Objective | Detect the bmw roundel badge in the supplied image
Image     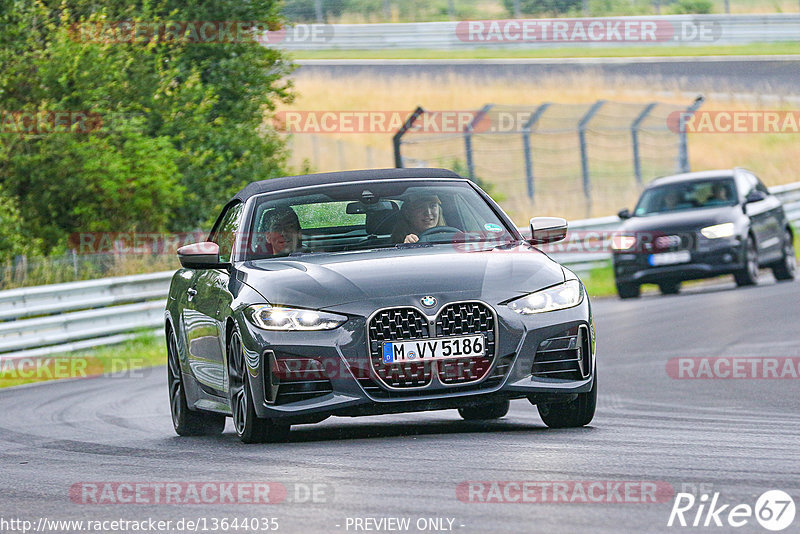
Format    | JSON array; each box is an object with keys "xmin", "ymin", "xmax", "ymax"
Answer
[{"xmin": 420, "ymin": 296, "xmax": 436, "ymax": 308}]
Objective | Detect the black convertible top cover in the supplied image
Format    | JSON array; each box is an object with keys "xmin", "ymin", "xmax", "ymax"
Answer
[{"xmin": 232, "ymin": 168, "xmax": 464, "ymax": 203}]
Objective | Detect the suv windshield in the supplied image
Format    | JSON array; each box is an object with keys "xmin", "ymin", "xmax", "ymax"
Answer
[
  {"xmin": 243, "ymin": 180, "xmax": 515, "ymax": 260},
  {"xmin": 634, "ymin": 178, "xmax": 737, "ymax": 216}
]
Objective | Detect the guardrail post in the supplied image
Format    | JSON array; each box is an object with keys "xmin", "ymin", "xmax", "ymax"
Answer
[
  {"xmin": 393, "ymin": 106, "xmax": 425, "ymax": 168},
  {"xmin": 631, "ymin": 102, "xmax": 657, "ymax": 186},
  {"xmin": 464, "ymin": 104, "xmax": 493, "ymax": 181},
  {"xmin": 578, "ymin": 100, "xmax": 606, "ymax": 208},
  {"xmin": 678, "ymin": 95, "xmax": 705, "ymax": 173},
  {"xmin": 522, "ymin": 103, "xmax": 551, "ymax": 201}
]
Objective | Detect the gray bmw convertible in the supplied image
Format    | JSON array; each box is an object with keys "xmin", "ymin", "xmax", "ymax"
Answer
[{"xmin": 165, "ymin": 168, "xmax": 596, "ymax": 442}]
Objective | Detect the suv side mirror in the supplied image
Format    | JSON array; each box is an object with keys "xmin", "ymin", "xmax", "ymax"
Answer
[
  {"xmin": 618, "ymin": 208, "xmax": 631, "ymax": 220},
  {"xmin": 745, "ymin": 190, "xmax": 767, "ymax": 204},
  {"xmin": 177, "ymin": 242, "xmax": 229, "ymax": 269},
  {"xmin": 529, "ymin": 217, "xmax": 568, "ymax": 245}
]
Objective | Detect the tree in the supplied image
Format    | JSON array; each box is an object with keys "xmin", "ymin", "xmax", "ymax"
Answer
[
  {"xmin": 0, "ymin": 0, "xmax": 293, "ymax": 253},
  {"xmin": 502, "ymin": 0, "xmax": 583, "ymax": 15}
]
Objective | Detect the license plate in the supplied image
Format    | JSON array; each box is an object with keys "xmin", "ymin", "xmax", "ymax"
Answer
[
  {"xmin": 649, "ymin": 250, "xmax": 691, "ymax": 266},
  {"xmin": 381, "ymin": 334, "xmax": 485, "ymax": 364}
]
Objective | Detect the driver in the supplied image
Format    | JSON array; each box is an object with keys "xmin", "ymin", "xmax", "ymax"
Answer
[
  {"xmin": 711, "ymin": 182, "xmax": 730, "ymax": 203},
  {"xmin": 263, "ymin": 206, "xmax": 302, "ymax": 255},
  {"xmin": 391, "ymin": 193, "xmax": 446, "ymax": 243}
]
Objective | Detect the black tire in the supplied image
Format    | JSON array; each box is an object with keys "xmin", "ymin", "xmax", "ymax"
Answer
[
  {"xmin": 537, "ymin": 374, "xmax": 597, "ymax": 428},
  {"xmin": 228, "ymin": 330, "xmax": 290, "ymax": 444},
  {"xmin": 616, "ymin": 283, "xmax": 640, "ymax": 299},
  {"xmin": 458, "ymin": 400, "xmax": 510, "ymax": 421},
  {"xmin": 734, "ymin": 236, "xmax": 759, "ymax": 287},
  {"xmin": 658, "ymin": 281, "xmax": 681, "ymax": 295},
  {"xmin": 167, "ymin": 329, "xmax": 225, "ymax": 436},
  {"xmin": 771, "ymin": 229, "xmax": 796, "ymax": 282}
]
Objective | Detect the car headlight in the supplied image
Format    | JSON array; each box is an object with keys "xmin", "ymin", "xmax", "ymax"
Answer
[
  {"xmin": 611, "ymin": 234, "xmax": 636, "ymax": 251},
  {"xmin": 507, "ymin": 279, "xmax": 584, "ymax": 315},
  {"xmin": 700, "ymin": 222, "xmax": 735, "ymax": 239},
  {"xmin": 245, "ymin": 305, "xmax": 347, "ymax": 331}
]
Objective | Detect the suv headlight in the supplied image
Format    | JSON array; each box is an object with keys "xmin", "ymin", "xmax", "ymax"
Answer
[
  {"xmin": 700, "ymin": 222, "xmax": 735, "ymax": 239},
  {"xmin": 245, "ymin": 305, "xmax": 347, "ymax": 331},
  {"xmin": 507, "ymin": 279, "xmax": 584, "ymax": 315},
  {"xmin": 611, "ymin": 234, "xmax": 636, "ymax": 251}
]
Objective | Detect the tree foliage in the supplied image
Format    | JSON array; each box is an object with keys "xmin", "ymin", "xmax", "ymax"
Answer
[{"xmin": 0, "ymin": 0, "xmax": 293, "ymax": 255}]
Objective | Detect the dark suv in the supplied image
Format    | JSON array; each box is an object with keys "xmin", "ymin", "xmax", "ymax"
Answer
[{"xmin": 612, "ymin": 169, "xmax": 796, "ymax": 299}]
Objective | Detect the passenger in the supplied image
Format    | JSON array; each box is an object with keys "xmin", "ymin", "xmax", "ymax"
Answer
[
  {"xmin": 391, "ymin": 193, "xmax": 446, "ymax": 243},
  {"xmin": 263, "ymin": 206, "xmax": 302, "ymax": 255}
]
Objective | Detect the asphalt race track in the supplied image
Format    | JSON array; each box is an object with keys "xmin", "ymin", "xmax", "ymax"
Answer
[
  {"xmin": 1, "ymin": 277, "xmax": 799, "ymax": 533},
  {"xmin": 295, "ymin": 57, "xmax": 800, "ymax": 96}
]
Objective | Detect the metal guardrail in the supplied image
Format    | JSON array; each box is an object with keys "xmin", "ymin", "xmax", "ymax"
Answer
[
  {"xmin": 279, "ymin": 15, "xmax": 800, "ymax": 50},
  {"xmin": 1, "ymin": 182, "xmax": 797, "ymax": 360}
]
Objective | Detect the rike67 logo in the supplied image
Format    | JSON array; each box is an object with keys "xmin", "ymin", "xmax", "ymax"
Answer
[{"xmin": 668, "ymin": 490, "xmax": 796, "ymax": 531}]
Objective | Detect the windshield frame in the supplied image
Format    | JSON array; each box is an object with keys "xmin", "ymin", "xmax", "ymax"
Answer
[{"xmin": 236, "ymin": 178, "xmax": 521, "ymax": 262}]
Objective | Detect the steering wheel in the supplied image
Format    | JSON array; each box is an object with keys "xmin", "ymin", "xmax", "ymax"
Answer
[{"xmin": 417, "ymin": 226, "xmax": 461, "ymax": 242}]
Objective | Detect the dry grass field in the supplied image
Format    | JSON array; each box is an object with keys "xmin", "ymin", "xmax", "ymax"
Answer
[{"xmin": 279, "ymin": 71, "xmax": 800, "ymax": 221}]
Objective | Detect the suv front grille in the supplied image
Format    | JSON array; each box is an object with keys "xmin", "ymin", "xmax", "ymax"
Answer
[{"xmin": 367, "ymin": 302, "xmax": 496, "ymax": 390}]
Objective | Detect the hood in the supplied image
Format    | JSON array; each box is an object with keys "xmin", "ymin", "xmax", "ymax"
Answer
[
  {"xmin": 620, "ymin": 206, "xmax": 740, "ymax": 233},
  {"xmin": 236, "ymin": 243, "xmax": 565, "ymax": 310}
]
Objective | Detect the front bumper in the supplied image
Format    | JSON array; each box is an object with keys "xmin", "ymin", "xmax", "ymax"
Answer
[
  {"xmin": 237, "ymin": 297, "xmax": 594, "ymax": 421},
  {"xmin": 613, "ymin": 236, "xmax": 745, "ymax": 284}
]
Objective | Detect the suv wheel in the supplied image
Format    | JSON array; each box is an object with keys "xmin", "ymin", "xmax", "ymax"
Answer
[
  {"xmin": 771, "ymin": 229, "xmax": 796, "ymax": 281},
  {"xmin": 734, "ymin": 236, "xmax": 759, "ymax": 287}
]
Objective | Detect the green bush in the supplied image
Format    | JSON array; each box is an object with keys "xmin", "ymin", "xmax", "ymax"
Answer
[
  {"xmin": 668, "ymin": 0, "xmax": 714, "ymax": 14},
  {"xmin": 0, "ymin": 0, "xmax": 293, "ymax": 252}
]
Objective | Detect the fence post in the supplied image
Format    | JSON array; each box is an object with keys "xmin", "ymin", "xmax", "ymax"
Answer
[
  {"xmin": 678, "ymin": 96, "xmax": 705, "ymax": 173},
  {"xmin": 578, "ymin": 100, "xmax": 606, "ymax": 207},
  {"xmin": 522, "ymin": 103, "xmax": 551, "ymax": 201},
  {"xmin": 464, "ymin": 104, "xmax": 493, "ymax": 181},
  {"xmin": 631, "ymin": 102, "xmax": 657, "ymax": 186},
  {"xmin": 393, "ymin": 106, "xmax": 425, "ymax": 168}
]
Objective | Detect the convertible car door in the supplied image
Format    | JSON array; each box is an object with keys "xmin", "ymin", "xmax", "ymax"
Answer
[{"xmin": 184, "ymin": 202, "xmax": 244, "ymax": 396}]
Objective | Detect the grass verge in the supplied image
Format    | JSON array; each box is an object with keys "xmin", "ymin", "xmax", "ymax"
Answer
[
  {"xmin": 0, "ymin": 333, "xmax": 166, "ymax": 389},
  {"xmin": 290, "ymin": 43, "xmax": 800, "ymax": 60}
]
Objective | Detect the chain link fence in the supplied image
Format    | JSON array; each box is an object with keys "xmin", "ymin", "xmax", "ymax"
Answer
[{"xmin": 395, "ymin": 97, "xmax": 703, "ymax": 219}]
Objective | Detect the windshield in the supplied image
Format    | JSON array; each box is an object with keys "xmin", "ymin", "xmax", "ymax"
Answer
[
  {"xmin": 242, "ymin": 180, "xmax": 515, "ymax": 260},
  {"xmin": 634, "ymin": 178, "xmax": 737, "ymax": 216}
]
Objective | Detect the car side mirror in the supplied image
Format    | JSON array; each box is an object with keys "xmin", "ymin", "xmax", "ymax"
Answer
[
  {"xmin": 529, "ymin": 217, "xmax": 568, "ymax": 245},
  {"xmin": 618, "ymin": 208, "xmax": 631, "ymax": 220},
  {"xmin": 745, "ymin": 190, "xmax": 767, "ymax": 204},
  {"xmin": 177, "ymin": 242, "xmax": 229, "ymax": 269}
]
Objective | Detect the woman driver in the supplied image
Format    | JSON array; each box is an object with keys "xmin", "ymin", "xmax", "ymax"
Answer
[{"xmin": 391, "ymin": 193, "xmax": 446, "ymax": 243}]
